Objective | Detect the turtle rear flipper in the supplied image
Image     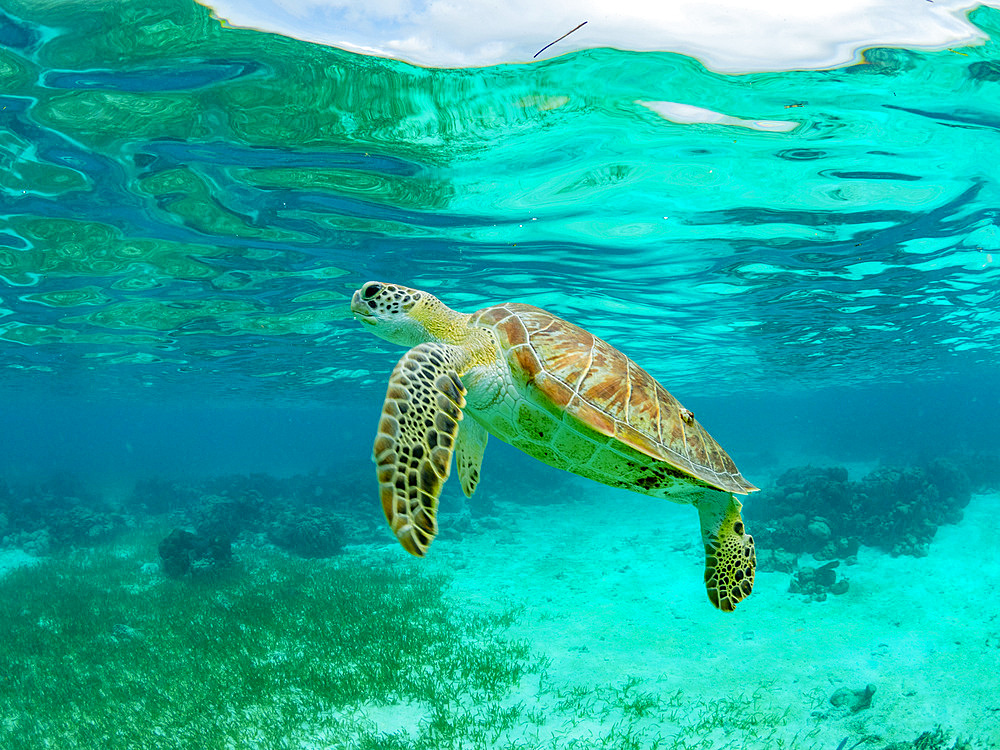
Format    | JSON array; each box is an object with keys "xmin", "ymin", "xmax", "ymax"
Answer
[
  {"xmin": 374, "ymin": 343, "xmax": 468, "ymax": 556},
  {"xmin": 697, "ymin": 492, "xmax": 756, "ymax": 612}
]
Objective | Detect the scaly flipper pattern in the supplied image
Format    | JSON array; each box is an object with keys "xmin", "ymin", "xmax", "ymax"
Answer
[
  {"xmin": 374, "ymin": 343, "xmax": 468, "ymax": 556},
  {"xmin": 697, "ymin": 493, "xmax": 756, "ymax": 612}
]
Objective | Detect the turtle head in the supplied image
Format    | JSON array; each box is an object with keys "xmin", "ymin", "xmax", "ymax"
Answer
[{"xmin": 351, "ymin": 281, "xmax": 446, "ymax": 346}]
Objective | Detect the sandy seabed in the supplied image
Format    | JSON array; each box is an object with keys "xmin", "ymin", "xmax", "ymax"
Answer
[
  {"xmin": 3, "ymin": 475, "xmax": 995, "ymax": 748},
  {"xmin": 404, "ymin": 479, "xmax": 1000, "ymax": 749}
]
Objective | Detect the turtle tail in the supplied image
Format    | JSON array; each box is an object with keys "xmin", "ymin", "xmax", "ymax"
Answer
[{"xmin": 696, "ymin": 492, "xmax": 756, "ymax": 612}]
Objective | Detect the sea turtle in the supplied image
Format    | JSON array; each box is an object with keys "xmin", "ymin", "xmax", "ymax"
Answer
[{"xmin": 351, "ymin": 282, "xmax": 759, "ymax": 611}]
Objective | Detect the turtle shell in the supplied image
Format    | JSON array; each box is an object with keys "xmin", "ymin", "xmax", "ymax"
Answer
[{"xmin": 471, "ymin": 303, "xmax": 757, "ymax": 495}]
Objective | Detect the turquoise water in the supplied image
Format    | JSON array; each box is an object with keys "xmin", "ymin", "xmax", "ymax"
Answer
[
  {"xmin": 2, "ymin": 0, "xmax": 999, "ymax": 395},
  {"xmin": 1, "ymin": 0, "xmax": 998, "ymax": 475},
  {"xmin": 1, "ymin": 1, "xmax": 1000, "ymax": 748}
]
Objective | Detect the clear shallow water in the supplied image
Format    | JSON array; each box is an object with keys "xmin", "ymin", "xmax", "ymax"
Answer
[
  {"xmin": 2, "ymin": 0, "xmax": 999, "ymax": 477},
  {"xmin": 2, "ymin": 2, "xmax": 1000, "ymax": 748}
]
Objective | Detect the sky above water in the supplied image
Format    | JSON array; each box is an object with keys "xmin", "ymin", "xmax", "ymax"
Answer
[{"xmin": 199, "ymin": 0, "xmax": 1000, "ymax": 70}]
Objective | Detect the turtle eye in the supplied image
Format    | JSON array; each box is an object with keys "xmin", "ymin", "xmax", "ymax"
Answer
[{"xmin": 361, "ymin": 283, "xmax": 382, "ymax": 301}]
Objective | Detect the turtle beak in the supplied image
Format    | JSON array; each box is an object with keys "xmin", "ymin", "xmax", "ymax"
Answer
[{"xmin": 350, "ymin": 290, "xmax": 377, "ymax": 325}]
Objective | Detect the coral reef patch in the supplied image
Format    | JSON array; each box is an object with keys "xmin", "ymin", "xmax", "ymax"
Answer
[
  {"xmin": 158, "ymin": 528, "xmax": 232, "ymax": 578},
  {"xmin": 266, "ymin": 504, "xmax": 344, "ymax": 558},
  {"xmin": 2, "ymin": 463, "xmax": 514, "ymax": 564},
  {"xmin": 788, "ymin": 560, "xmax": 849, "ymax": 601},
  {"xmin": 0, "ymin": 475, "xmax": 129, "ymax": 553},
  {"xmin": 1, "ymin": 471, "xmax": 380, "ymax": 561},
  {"xmin": 747, "ymin": 457, "xmax": 989, "ymax": 565}
]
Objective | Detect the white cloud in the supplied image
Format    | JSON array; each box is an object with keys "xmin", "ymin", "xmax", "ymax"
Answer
[{"xmin": 199, "ymin": 0, "xmax": 1000, "ymax": 71}]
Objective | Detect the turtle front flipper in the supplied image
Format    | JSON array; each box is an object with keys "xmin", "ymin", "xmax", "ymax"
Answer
[
  {"xmin": 455, "ymin": 416, "xmax": 488, "ymax": 497},
  {"xmin": 696, "ymin": 492, "xmax": 756, "ymax": 612},
  {"xmin": 375, "ymin": 343, "xmax": 468, "ymax": 556}
]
